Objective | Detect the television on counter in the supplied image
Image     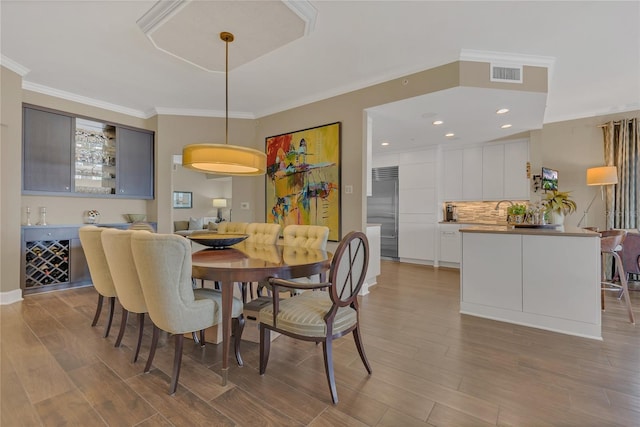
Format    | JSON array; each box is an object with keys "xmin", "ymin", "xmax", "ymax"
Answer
[{"xmin": 541, "ymin": 167, "xmax": 558, "ymax": 191}]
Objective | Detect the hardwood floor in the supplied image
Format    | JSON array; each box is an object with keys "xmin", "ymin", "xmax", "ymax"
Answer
[{"xmin": 2, "ymin": 261, "xmax": 639, "ymax": 426}]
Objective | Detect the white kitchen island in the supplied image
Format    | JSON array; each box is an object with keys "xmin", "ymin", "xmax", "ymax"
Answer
[{"xmin": 460, "ymin": 225, "xmax": 602, "ymax": 339}]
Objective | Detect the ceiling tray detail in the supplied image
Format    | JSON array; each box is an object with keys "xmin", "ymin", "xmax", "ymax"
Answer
[{"xmin": 137, "ymin": 0, "xmax": 316, "ymax": 72}]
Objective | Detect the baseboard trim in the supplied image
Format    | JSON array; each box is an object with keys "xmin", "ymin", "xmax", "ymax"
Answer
[{"xmin": 0, "ymin": 289, "xmax": 23, "ymax": 305}]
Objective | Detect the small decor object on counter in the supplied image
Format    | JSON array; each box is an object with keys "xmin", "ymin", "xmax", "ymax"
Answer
[
  {"xmin": 25, "ymin": 207, "xmax": 32, "ymax": 226},
  {"xmin": 507, "ymin": 204, "xmax": 527, "ymax": 224},
  {"xmin": 84, "ymin": 209, "xmax": 101, "ymax": 224},
  {"xmin": 37, "ymin": 207, "xmax": 47, "ymax": 226},
  {"xmin": 543, "ymin": 190, "xmax": 577, "ymax": 225}
]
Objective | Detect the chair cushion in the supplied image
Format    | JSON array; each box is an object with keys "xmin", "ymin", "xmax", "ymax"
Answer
[
  {"xmin": 245, "ymin": 223, "xmax": 281, "ymax": 245},
  {"xmin": 174, "ymin": 220, "xmax": 189, "ymax": 232},
  {"xmin": 194, "ymin": 288, "xmax": 244, "ymax": 321},
  {"xmin": 259, "ymin": 291, "xmax": 357, "ymax": 337}
]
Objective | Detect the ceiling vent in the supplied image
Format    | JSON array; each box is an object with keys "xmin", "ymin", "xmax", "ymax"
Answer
[{"xmin": 490, "ymin": 64, "xmax": 523, "ymax": 83}]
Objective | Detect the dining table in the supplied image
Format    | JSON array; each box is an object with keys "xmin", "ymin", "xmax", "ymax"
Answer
[{"xmin": 191, "ymin": 240, "xmax": 332, "ymax": 385}]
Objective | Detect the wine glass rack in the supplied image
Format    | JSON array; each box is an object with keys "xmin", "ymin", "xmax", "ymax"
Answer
[{"xmin": 24, "ymin": 240, "xmax": 70, "ymax": 288}]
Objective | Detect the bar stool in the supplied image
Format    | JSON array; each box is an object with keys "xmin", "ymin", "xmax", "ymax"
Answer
[{"xmin": 600, "ymin": 230, "xmax": 635, "ymax": 324}]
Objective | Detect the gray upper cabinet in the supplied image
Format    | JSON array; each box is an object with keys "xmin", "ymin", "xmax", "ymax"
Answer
[
  {"xmin": 23, "ymin": 107, "xmax": 73, "ymax": 193},
  {"xmin": 22, "ymin": 105, "xmax": 154, "ymax": 199},
  {"xmin": 117, "ymin": 127, "xmax": 154, "ymax": 198}
]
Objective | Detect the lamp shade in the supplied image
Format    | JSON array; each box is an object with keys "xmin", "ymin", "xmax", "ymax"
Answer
[
  {"xmin": 586, "ymin": 166, "xmax": 618, "ymax": 186},
  {"xmin": 182, "ymin": 143, "xmax": 266, "ymax": 176},
  {"xmin": 212, "ymin": 198, "xmax": 228, "ymax": 208}
]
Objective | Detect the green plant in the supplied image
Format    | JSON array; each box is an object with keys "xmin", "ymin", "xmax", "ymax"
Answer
[
  {"xmin": 543, "ymin": 190, "xmax": 577, "ymax": 215},
  {"xmin": 507, "ymin": 204, "xmax": 527, "ymax": 216}
]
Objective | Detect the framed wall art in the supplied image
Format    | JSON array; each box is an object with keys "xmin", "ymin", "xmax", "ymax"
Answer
[
  {"xmin": 173, "ymin": 191, "xmax": 192, "ymax": 209},
  {"xmin": 265, "ymin": 122, "xmax": 341, "ymax": 241}
]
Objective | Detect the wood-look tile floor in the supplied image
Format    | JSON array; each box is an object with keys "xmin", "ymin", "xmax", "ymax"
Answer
[{"xmin": 2, "ymin": 261, "xmax": 639, "ymax": 426}]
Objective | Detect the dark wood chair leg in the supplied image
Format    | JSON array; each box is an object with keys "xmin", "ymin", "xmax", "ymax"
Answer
[
  {"xmin": 132, "ymin": 313, "xmax": 145, "ymax": 363},
  {"xmin": 114, "ymin": 308, "xmax": 129, "ymax": 347},
  {"xmin": 322, "ymin": 338, "xmax": 338, "ymax": 404},
  {"xmin": 145, "ymin": 324, "xmax": 160, "ymax": 373},
  {"xmin": 259, "ymin": 325, "xmax": 271, "ymax": 375},
  {"xmin": 239, "ymin": 282, "xmax": 248, "ymax": 303},
  {"xmin": 199, "ymin": 329, "xmax": 206, "ymax": 347},
  {"xmin": 104, "ymin": 296, "xmax": 116, "ymax": 338},
  {"xmin": 91, "ymin": 294, "xmax": 104, "ymax": 327},
  {"xmin": 169, "ymin": 334, "xmax": 184, "ymax": 395},
  {"xmin": 233, "ymin": 314, "xmax": 245, "ymax": 366},
  {"xmin": 352, "ymin": 326, "xmax": 372, "ymax": 374}
]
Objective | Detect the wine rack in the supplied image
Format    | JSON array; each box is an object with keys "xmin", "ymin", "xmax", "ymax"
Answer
[{"xmin": 24, "ymin": 240, "xmax": 70, "ymax": 288}]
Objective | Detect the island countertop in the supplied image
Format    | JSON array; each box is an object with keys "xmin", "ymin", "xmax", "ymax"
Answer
[{"xmin": 459, "ymin": 225, "xmax": 599, "ymax": 237}]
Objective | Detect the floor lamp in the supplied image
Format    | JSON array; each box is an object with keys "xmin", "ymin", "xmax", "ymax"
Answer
[{"xmin": 577, "ymin": 166, "xmax": 618, "ymax": 228}]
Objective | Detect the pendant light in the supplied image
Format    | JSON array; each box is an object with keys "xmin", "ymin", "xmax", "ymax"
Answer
[{"xmin": 182, "ymin": 32, "xmax": 266, "ymax": 176}]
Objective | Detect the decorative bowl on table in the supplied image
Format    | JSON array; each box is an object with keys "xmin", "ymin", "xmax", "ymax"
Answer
[{"xmin": 188, "ymin": 233, "xmax": 248, "ymax": 249}]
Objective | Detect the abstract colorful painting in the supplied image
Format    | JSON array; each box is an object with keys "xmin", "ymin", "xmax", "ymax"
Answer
[{"xmin": 265, "ymin": 122, "xmax": 341, "ymax": 241}]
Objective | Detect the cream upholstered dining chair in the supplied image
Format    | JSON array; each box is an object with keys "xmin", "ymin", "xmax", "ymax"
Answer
[
  {"xmin": 245, "ymin": 223, "xmax": 281, "ymax": 244},
  {"xmin": 78, "ymin": 226, "xmax": 118, "ymax": 338},
  {"xmin": 238, "ymin": 223, "xmax": 282, "ymax": 301},
  {"xmin": 282, "ymin": 224, "xmax": 329, "ymax": 284},
  {"xmin": 101, "ymin": 228, "xmax": 150, "ymax": 363},
  {"xmin": 600, "ymin": 230, "xmax": 635, "ymax": 324},
  {"xmin": 217, "ymin": 222, "xmax": 248, "ymax": 234},
  {"xmin": 259, "ymin": 231, "xmax": 372, "ymax": 404},
  {"xmin": 131, "ymin": 232, "xmax": 245, "ymax": 394},
  {"xmin": 257, "ymin": 224, "xmax": 330, "ymax": 298}
]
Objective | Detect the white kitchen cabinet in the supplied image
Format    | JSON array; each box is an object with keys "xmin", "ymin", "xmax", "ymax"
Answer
[
  {"xmin": 399, "ymin": 215, "xmax": 435, "ymax": 262},
  {"xmin": 443, "ymin": 149, "xmax": 463, "ymax": 201},
  {"xmin": 462, "ymin": 146, "xmax": 483, "ymax": 200},
  {"xmin": 461, "ymin": 232, "xmax": 522, "ymax": 310},
  {"xmin": 460, "ymin": 228, "xmax": 601, "ymax": 339},
  {"xmin": 439, "ymin": 223, "xmax": 461, "ymax": 264},
  {"xmin": 482, "ymin": 144, "xmax": 505, "ymax": 200},
  {"xmin": 482, "ymin": 140, "xmax": 529, "ymax": 201},
  {"xmin": 504, "ymin": 140, "xmax": 530, "ymax": 199}
]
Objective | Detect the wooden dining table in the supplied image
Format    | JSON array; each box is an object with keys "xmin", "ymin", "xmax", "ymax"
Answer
[{"xmin": 191, "ymin": 241, "xmax": 331, "ymax": 385}]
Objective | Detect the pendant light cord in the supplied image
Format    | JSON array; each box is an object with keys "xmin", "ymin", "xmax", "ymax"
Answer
[{"xmin": 225, "ymin": 34, "xmax": 229, "ymax": 146}]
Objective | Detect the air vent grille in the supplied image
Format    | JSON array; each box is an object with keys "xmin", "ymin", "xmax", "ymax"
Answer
[
  {"xmin": 372, "ymin": 166, "xmax": 398, "ymax": 181},
  {"xmin": 491, "ymin": 64, "xmax": 523, "ymax": 83}
]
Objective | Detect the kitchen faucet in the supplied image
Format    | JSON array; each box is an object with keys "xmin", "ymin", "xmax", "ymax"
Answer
[{"xmin": 494, "ymin": 200, "xmax": 514, "ymax": 210}]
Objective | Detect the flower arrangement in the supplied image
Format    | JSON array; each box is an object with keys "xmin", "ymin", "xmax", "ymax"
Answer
[{"xmin": 543, "ymin": 190, "xmax": 577, "ymax": 215}]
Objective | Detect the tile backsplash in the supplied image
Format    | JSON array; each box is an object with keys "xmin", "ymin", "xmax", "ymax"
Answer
[{"xmin": 444, "ymin": 201, "xmax": 529, "ymax": 223}]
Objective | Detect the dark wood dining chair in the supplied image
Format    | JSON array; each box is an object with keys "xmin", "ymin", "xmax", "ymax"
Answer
[{"xmin": 259, "ymin": 231, "xmax": 372, "ymax": 404}]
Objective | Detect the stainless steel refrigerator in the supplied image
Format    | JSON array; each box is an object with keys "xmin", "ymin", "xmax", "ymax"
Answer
[{"xmin": 367, "ymin": 166, "xmax": 399, "ymax": 259}]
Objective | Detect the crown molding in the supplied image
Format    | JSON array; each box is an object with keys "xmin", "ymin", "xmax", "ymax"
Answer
[
  {"xmin": 22, "ymin": 81, "xmax": 151, "ymax": 119},
  {"xmin": 136, "ymin": 0, "xmax": 189, "ymax": 34},
  {"xmin": 459, "ymin": 49, "xmax": 556, "ymax": 68},
  {"xmin": 284, "ymin": 0, "xmax": 317, "ymax": 35},
  {"xmin": 1, "ymin": 55, "xmax": 30, "ymax": 76}
]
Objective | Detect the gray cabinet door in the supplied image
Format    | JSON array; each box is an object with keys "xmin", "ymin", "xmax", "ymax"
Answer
[
  {"xmin": 23, "ymin": 107, "xmax": 73, "ymax": 193},
  {"xmin": 116, "ymin": 127, "xmax": 154, "ymax": 199}
]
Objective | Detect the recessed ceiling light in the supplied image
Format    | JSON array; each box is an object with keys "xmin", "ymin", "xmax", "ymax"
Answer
[
  {"xmin": 381, "ymin": 142, "xmax": 389, "ymax": 146},
  {"xmin": 501, "ymin": 124, "xmax": 512, "ymax": 129},
  {"xmin": 496, "ymin": 108, "xmax": 510, "ymax": 114},
  {"xmin": 445, "ymin": 133, "xmax": 455, "ymax": 137},
  {"xmin": 432, "ymin": 120, "xmax": 443, "ymax": 125}
]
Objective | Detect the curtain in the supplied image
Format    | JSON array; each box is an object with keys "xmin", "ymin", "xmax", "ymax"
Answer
[{"xmin": 603, "ymin": 118, "xmax": 639, "ymax": 229}]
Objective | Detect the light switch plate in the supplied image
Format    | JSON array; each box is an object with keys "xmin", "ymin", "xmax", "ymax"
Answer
[
  {"xmin": 345, "ymin": 185, "xmax": 353, "ymax": 194},
  {"xmin": 240, "ymin": 202, "xmax": 250, "ymax": 210}
]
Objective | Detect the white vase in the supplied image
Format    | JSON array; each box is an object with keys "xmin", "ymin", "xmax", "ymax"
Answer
[{"xmin": 550, "ymin": 210, "xmax": 565, "ymax": 225}]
